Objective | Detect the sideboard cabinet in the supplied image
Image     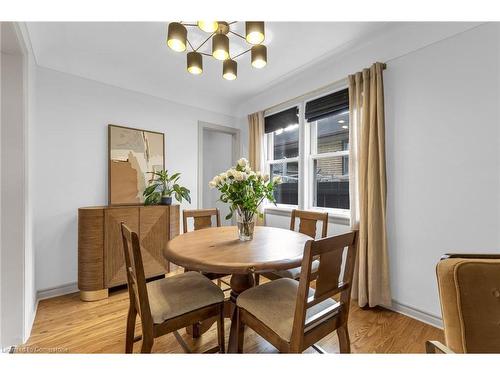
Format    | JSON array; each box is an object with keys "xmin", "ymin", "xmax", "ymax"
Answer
[{"xmin": 78, "ymin": 205, "xmax": 179, "ymax": 301}]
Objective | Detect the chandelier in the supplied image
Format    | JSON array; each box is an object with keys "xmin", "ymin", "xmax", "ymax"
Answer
[{"xmin": 166, "ymin": 21, "xmax": 267, "ymax": 80}]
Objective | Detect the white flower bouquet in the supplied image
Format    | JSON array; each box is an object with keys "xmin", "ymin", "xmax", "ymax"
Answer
[{"xmin": 209, "ymin": 158, "xmax": 282, "ymax": 240}]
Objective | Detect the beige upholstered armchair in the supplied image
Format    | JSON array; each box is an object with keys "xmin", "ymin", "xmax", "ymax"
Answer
[{"xmin": 426, "ymin": 254, "xmax": 500, "ymax": 354}]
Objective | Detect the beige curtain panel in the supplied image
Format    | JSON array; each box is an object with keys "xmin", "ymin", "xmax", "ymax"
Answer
[
  {"xmin": 248, "ymin": 111, "xmax": 265, "ymax": 173},
  {"xmin": 248, "ymin": 111, "xmax": 265, "ymax": 225},
  {"xmin": 348, "ymin": 62, "xmax": 392, "ymax": 308}
]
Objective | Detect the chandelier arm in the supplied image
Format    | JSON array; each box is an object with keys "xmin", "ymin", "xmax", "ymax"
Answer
[
  {"xmin": 231, "ymin": 47, "xmax": 252, "ymax": 60},
  {"xmin": 229, "ymin": 30, "xmax": 246, "ymax": 40},
  {"xmin": 228, "ymin": 21, "xmax": 238, "ymax": 25},
  {"xmin": 199, "ymin": 52, "xmax": 213, "ymax": 57},
  {"xmin": 179, "ymin": 22, "xmax": 198, "ymax": 27},
  {"xmin": 194, "ymin": 32, "xmax": 216, "ymax": 52},
  {"xmin": 186, "ymin": 38, "xmax": 195, "ymax": 51}
]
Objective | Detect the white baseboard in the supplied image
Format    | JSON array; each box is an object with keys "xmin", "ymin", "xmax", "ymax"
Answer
[
  {"xmin": 387, "ymin": 300, "xmax": 443, "ymax": 329},
  {"xmin": 37, "ymin": 282, "xmax": 78, "ymax": 301}
]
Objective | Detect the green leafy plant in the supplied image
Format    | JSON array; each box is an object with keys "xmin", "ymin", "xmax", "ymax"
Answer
[
  {"xmin": 143, "ymin": 170, "xmax": 191, "ymax": 205},
  {"xmin": 209, "ymin": 158, "xmax": 282, "ymax": 222}
]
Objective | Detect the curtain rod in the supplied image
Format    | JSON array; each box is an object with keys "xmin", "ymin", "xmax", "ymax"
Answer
[{"xmin": 264, "ymin": 62, "xmax": 386, "ymax": 115}]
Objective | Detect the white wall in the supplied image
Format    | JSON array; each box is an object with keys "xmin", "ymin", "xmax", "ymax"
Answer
[
  {"xmin": 1, "ymin": 51, "xmax": 25, "ymax": 349},
  {"xmin": 34, "ymin": 67, "xmax": 237, "ymax": 292},
  {"xmin": 18, "ymin": 22, "xmax": 37, "ymax": 343},
  {"xmin": 1, "ymin": 22, "xmax": 32, "ymax": 347},
  {"xmin": 237, "ymin": 23, "xmax": 500, "ymax": 324},
  {"xmin": 384, "ymin": 23, "xmax": 500, "ymax": 318}
]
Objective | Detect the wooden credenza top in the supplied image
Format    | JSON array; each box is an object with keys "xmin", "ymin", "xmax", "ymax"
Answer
[{"xmin": 79, "ymin": 204, "xmax": 180, "ymax": 210}]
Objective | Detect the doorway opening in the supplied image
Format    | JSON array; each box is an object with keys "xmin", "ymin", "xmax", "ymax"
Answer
[{"xmin": 198, "ymin": 122, "xmax": 240, "ymax": 226}]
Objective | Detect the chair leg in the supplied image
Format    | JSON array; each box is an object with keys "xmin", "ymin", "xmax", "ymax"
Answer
[
  {"xmin": 217, "ymin": 305, "xmax": 225, "ymax": 353},
  {"xmin": 337, "ymin": 325, "xmax": 351, "ymax": 353},
  {"xmin": 140, "ymin": 332, "xmax": 154, "ymax": 353},
  {"xmin": 254, "ymin": 274, "xmax": 260, "ymax": 286},
  {"xmin": 191, "ymin": 322, "xmax": 201, "ymax": 338},
  {"xmin": 236, "ymin": 307, "xmax": 245, "ymax": 353},
  {"xmin": 125, "ymin": 306, "xmax": 137, "ymax": 353}
]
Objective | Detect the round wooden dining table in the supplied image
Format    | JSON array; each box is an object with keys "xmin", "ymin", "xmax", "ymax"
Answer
[{"xmin": 163, "ymin": 225, "xmax": 312, "ymax": 353}]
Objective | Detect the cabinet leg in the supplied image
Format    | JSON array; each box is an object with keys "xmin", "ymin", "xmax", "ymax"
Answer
[{"xmin": 80, "ymin": 289, "xmax": 108, "ymax": 302}]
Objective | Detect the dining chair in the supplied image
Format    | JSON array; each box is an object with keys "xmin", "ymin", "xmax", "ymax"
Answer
[
  {"xmin": 426, "ymin": 253, "xmax": 500, "ymax": 354},
  {"xmin": 120, "ymin": 223, "xmax": 225, "ymax": 353},
  {"xmin": 235, "ymin": 231, "xmax": 358, "ymax": 353},
  {"xmin": 255, "ymin": 209, "xmax": 328, "ymax": 285},
  {"xmin": 182, "ymin": 208, "xmax": 230, "ymax": 288},
  {"xmin": 183, "ymin": 208, "xmax": 221, "ymax": 232}
]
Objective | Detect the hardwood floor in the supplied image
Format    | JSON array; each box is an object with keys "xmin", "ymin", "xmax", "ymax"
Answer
[{"xmin": 19, "ymin": 272, "xmax": 443, "ymax": 354}]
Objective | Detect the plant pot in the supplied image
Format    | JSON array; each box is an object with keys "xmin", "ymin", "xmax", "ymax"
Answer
[
  {"xmin": 236, "ymin": 211, "xmax": 256, "ymax": 241},
  {"xmin": 160, "ymin": 196, "xmax": 172, "ymax": 205}
]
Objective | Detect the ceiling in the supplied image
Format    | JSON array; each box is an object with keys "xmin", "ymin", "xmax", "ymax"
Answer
[{"xmin": 26, "ymin": 22, "xmax": 394, "ymax": 115}]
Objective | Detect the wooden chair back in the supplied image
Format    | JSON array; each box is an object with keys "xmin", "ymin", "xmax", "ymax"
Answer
[
  {"xmin": 121, "ymin": 223, "xmax": 152, "ymax": 323},
  {"xmin": 290, "ymin": 209, "xmax": 328, "ymax": 239},
  {"xmin": 183, "ymin": 208, "xmax": 221, "ymax": 233},
  {"xmin": 290, "ymin": 231, "xmax": 358, "ymax": 350}
]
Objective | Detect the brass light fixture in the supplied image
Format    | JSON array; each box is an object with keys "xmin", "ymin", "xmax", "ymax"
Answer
[
  {"xmin": 166, "ymin": 22, "xmax": 187, "ymax": 52},
  {"xmin": 251, "ymin": 45, "xmax": 267, "ymax": 68},
  {"xmin": 187, "ymin": 51, "xmax": 203, "ymax": 75},
  {"xmin": 166, "ymin": 21, "xmax": 267, "ymax": 80},
  {"xmin": 197, "ymin": 21, "xmax": 218, "ymax": 33},
  {"xmin": 223, "ymin": 59, "xmax": 237, "ymax": 80},
  {"xmin": 245, "ymin": 21, "xmax": 265, "ymax": 45},
  {"xmin": 212, "ymin": 33, "xmax": 229, "ymax": 61}
]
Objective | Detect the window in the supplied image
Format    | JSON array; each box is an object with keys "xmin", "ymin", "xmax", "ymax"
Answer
[
  {"xmin": 264, "ymin": 106, "xmax": 299, "ymax": 205},
  {"xmin": 263, "ymin": 86, "xmax": 350, "ymax": 216},
  {"xmin": 309, "ymin": 111, "xmax": 350, "ymax": 210}
]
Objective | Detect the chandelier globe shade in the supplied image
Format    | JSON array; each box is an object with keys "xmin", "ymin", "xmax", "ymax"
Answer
[
  {"xmin": 251, "ymin": 45, "xmax": 267, "ymax": 68},
  {"xmin": 245, "ymin": 22, "xmax": 265, "ymax": 45},
  {"xmin": 197, "ymin": 21, "xmax": 219, "ymax": 33},
  {"xmin": 187, "ymin": 52, "xmax": 203, "ymax": 75},
  {"xmin": 223, "ymin": 59, "xmax": 237, "ymax": 80},
  {"xmin": 167, "ymin": 22, "xmax": 187, "ymax": 52}
]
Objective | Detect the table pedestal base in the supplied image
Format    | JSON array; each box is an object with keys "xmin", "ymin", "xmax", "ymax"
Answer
[{"xmin": 228, "ymin": 273, "xmax": 255, "ymax": 353}]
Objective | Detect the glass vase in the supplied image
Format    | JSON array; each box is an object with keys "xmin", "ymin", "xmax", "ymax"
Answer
[{"xmin": 236, "ymin": 210, "xmax": 256, "ymax": 241}]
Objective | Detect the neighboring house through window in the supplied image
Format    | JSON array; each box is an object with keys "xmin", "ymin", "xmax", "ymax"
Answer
[{"xmin": 264, "ymin": 86, "xmax": 350, "ymax": 216}]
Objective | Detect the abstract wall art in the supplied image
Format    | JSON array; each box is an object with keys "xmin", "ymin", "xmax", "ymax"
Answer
[{"xmin": 108, "ymin": 124, "xmax": 165, "ymax": 205}]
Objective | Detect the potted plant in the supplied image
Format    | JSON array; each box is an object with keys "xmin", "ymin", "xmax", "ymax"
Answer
[
  {"xmin": 143, "ymin": 170, "xmax": 191, "ymax": 205},
  {"xmin": 209, "ymin": 158, "xmax": 282, "ymax": 241}
]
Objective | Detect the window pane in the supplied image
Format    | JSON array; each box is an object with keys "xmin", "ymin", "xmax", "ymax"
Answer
[
  {"xmin": 270, "ymin": 161, "xmax": 298, "ymax": 205},
  {"xmin": 273, "ymin": 124, "xmax": 299, "ymax": 159},
  {"xmin": 315, "ymin": 111, "xmax": 349, "ymax": 154},
  {"xmin": 313, "ymin": 157, "xmax": 349, "ymax": 209}
]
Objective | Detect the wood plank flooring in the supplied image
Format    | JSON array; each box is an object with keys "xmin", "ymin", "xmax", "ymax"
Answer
[{"xmin": 18, "ymin": 273, "xmax": 443, "ymax": 354}]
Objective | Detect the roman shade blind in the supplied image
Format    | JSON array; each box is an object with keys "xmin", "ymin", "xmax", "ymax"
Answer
[
  {"xmin": 264, "ymin": 107, "xmax": 298, "ymax": 134},
  {"xmin": 305, "ymin": 88, "xmax": 349, "ymax": 122}
]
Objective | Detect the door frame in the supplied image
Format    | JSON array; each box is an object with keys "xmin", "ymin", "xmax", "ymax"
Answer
[{"xmin": 197, "ymin": 121, "xmax": 241, "ymax": 210}]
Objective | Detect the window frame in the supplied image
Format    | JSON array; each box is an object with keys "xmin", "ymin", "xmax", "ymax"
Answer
[
  {"xmin": 264, "ymin": 103, "xmax": 302, "ymax": 209},
  {"xmin": 307, "ymin": 121, "xmax": 350, "ymax": 216},
  {"xmin": 263, "ymin": 82, "xmax": 350, "ymax": 220}
]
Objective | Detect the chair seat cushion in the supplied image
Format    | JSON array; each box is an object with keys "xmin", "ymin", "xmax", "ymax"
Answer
[
  {"xmin": 269, "ymin": 259, "xmax": 320, "ymax": 280},
  {"xmin": 236, "ymin": 278, "xmax": 338, "ymax": 341},
  {"xmin": 147, "ymin": 271, "xmax": 224, "ymax": 324}
]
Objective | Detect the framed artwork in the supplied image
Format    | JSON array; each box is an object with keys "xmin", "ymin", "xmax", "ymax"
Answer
[{"xmin": 108, "ymin": 124, "xmax": 165, "ymax": 205}]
